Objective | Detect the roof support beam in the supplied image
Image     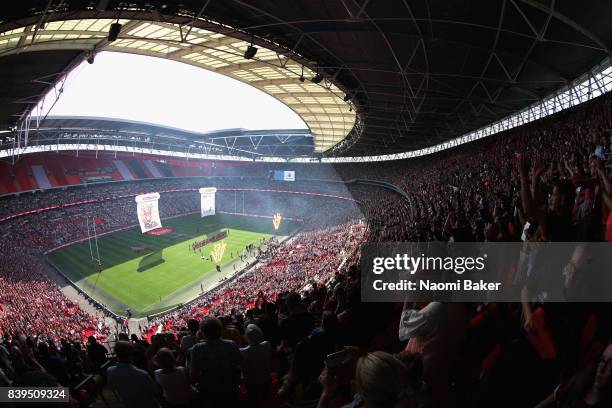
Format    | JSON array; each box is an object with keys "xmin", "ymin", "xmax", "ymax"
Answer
[{"xmin": 517, "ymin": 0, "xmax": 611, "ymax": 55}]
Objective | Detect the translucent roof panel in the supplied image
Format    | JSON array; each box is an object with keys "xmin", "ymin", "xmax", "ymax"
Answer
[
  {"xmin": 0, "ymin": 18, "xmax": 355, "ymax": 152},
  {"xmin": 39, "ymin": 52, "xmax": 308, "ymax": 133}
]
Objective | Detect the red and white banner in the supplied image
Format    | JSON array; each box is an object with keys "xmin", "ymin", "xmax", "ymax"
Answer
[
  {"xmin": 135, "ymin": 192, "xmax": 162, "ymax": 233},
  {"xmin": 199, "ymin": 187, "xmax": 217, "ymax": 217}
]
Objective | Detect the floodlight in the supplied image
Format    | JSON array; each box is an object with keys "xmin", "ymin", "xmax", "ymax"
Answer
[
  {"xmin": 312, "ymin": 73, "xmax": 323, "ymax": 84},
  {"xmin": 244, "ymin": 45, "xmax": 258, "ymax": 59},
  {"xmin": 108, "ymin": 22, "xmax": 122, "ymax": 42}
]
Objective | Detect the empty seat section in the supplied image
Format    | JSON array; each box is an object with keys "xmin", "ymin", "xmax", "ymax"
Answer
[
  {"xmin": 44, "ymin": 155, "xmax": 69, "ymax": 186},
  {"xmin": 0, "ymin": 161, "xmax": 17, "ymax": 194},
  {"xmin": 96, "ymin": 159, "xmax": 123, "ymax": 181},
  {"xmin": 170, "ymin": 163, "xmax": 190, "ymax": 177},
  {"xmin": 88, "ymin": 158, "xmax": 123, "ymax": 181},
  {"xmin": 143, "ymin": 160, "xmax": 162, "ymax": 178},
  {"xmin": 113, "ymin": 160, "xmax": 135, "ymax": 180},
  {"xmin": 156, "ymin": 161, "xmax": 174, "ymax": 177},
  {"xmin": 13, "ymin": 159, "xmax": 35, "ymax": 190},
  {"xmin": 31, "ymin": 164, "xmax": 52, "ymax": 189},
  {"xmin": 126, "ymin": 159, "xmax": 148, "ymax": 178}
]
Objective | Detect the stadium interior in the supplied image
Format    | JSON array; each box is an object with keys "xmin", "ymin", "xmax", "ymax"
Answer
[{"xmin": 1, "ymin": 1, "xmax": 612, "ymax": 408}]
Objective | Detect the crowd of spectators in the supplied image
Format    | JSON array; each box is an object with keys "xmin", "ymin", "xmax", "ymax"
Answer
[
  {"xmin": 340, "ymin": 93, "xmax": 612, "ymax": 244},
  {"xmin": 0, "ymin": 176, "xmax": 361, "ymax": 348},
  {"xmin": 0, "ymin": 245, "xmax": 110, "ymax": 345},
  {"xmin": 147, "ymin": 220, "xmax": 364, "ymax": 335},
  {"xmin": 0, "ymin": 177, "xmax": 354, "ymax": 219},
  {"xmin": 120, "ymin": 92, "xmax": 611, "ymax": 407},
  {"xmin": 0, "ymin": 92, "xmax": 611, "ymax": 407}
]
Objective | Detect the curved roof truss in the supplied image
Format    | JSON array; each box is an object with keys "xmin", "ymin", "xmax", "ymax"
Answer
[{"xmin": 0, "ymin": 15, "xmax": 356, "ymax": 152}]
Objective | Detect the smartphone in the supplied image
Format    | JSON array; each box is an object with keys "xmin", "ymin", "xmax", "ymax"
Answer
[{"xmin": 325, "ymin": 349, "xmax": 349, "ymax": 370}]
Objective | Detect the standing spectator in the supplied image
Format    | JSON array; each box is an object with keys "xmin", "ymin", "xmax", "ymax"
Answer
[
  {"xmin": 86, "ymin": 336, "xmax": 107, "ymax": 372},
  {"xmin": 189, "ymin": 317, "xmax": 242, "ymax": 407},
  {"xmin": 280, "ymin": 292, "xmax": 315, "ymax": 351},
  {"xmin": 107, "ymin": 341, "xmax": 161, "ymax": 408},
  {"xmin": 240, "ymin": 324, "xmax": 272, "ymax": 404},
  {"xmin": 153, "ymin": 348, "xmax": 197, "ymax": 408},
  {"xmin": 179, "ymin": 320, "xmax": 199, "ymax": 355}
]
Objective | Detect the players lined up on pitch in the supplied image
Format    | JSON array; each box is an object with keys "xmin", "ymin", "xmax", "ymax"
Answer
[{"xmin": 189, "ymin": 230, "xmax": 228, "ymax": 252}]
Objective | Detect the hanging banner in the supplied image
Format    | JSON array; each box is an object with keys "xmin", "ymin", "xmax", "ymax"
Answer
[
  {"xmin": 199, "ymin": 187, "xmax": 217, "ymax": 217},
  {"xmin": 135, "ymin": 192, "xmax": 162, "ymax": 233}
]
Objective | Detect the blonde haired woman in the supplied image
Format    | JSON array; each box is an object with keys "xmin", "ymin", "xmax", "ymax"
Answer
[{"xmin": 318, "ymin": 350, "xmax": 422, "ymax": 408}]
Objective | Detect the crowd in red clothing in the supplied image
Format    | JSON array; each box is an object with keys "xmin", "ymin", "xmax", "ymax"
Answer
[
  {"xmin": 0, "ymin": 92, "xmax": 611, "ymax": 407},
  {"xmin": 0, "ymin": 177, "xmax": 362, "ymax": 346},
  {"xmin": 148, "ymin": 220, "xmax": 365, "ymax": 335},
  {"xmin": 0, "ymin": 241, "xmax": 110, "ymax": 344}
]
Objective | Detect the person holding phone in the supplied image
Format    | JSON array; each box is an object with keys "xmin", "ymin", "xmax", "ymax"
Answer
[{"xmin": 317, "ymin": 350, "xmax": 425, "ymax": 408}]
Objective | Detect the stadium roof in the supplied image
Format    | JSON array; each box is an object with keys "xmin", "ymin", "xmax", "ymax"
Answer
[
  {"xmin": 0, "ymin": 16, "xmax": 355, "ymax": 153},
  {"xmin": 1, "ymin": 1, "xmax": 612, "ymax": 159},
  {"xmin": 22, "ymin": 116, "xmax": 315, "ymax": 158}
]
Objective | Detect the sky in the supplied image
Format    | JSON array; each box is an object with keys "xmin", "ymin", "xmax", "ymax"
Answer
[{"xmin": 43, "ymin": 51, "xmax": 307, "ymax": 133}]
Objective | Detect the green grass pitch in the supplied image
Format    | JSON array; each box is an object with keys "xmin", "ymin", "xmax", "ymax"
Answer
[{"xmin": 47, "ymin": 213, "xmax": 300, "ymax": 317}]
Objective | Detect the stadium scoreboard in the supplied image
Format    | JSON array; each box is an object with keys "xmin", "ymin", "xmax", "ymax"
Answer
[{"xmin": 273, "ymin": 170, "xmax": 295, "ymax": 181}]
